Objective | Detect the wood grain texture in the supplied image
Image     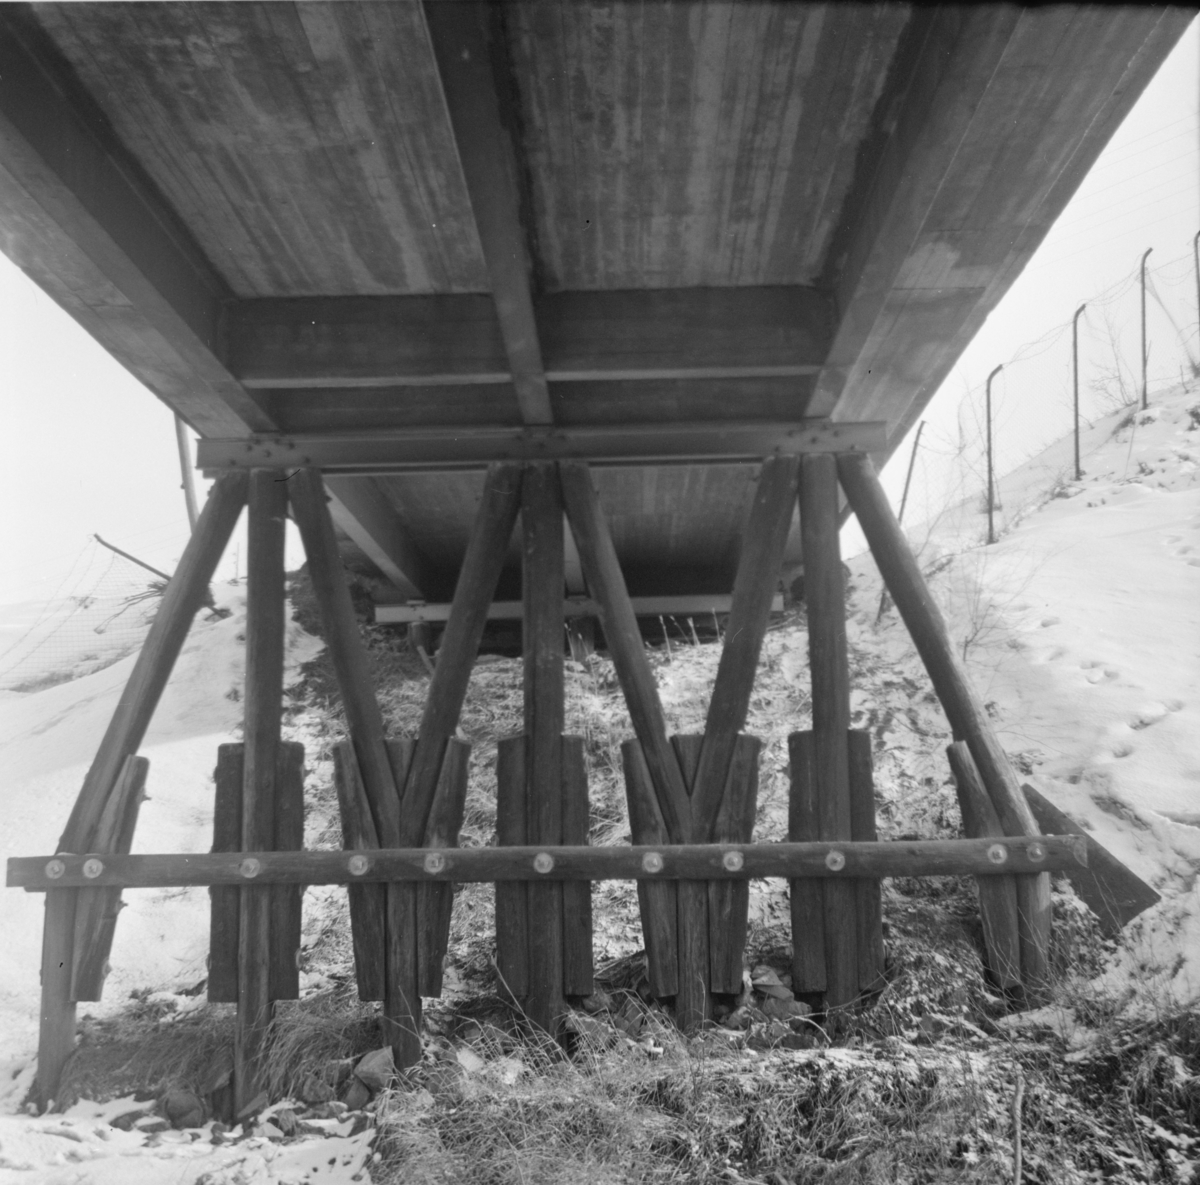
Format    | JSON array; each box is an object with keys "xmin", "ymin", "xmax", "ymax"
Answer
[
  {"xmin": 787, "ymin": 731, "xmax": 826, "ymax": 994},
  {"xmin": 821, "ymin": 7, "xmax": 1192, "ymax": 441},
  {"xmin": 33, "ymin": 2, "xmax": 485, "ymax": 297},
  {"xmin": 692, "ymin": 456, "xmax": 798, "ymax": 836},
  {"xmin": 402, "ymin": 463, "xmax": 523, "ymax": 847},
  {"xmin": 423, "ymin": 1, "xmax": 551, "ymax": 425},
  {"xmin": 236, "ymin": 471, "xmax": 287, "ymax": 1114},
  {"xmin": 1022, "ymin": 784, "xmax": 1160, "ymax": 938},
  {"xmin": 708, "ymin": 735, "xmax": 761, "ymax": 994},
  {"xmin": 269, "ymin": 742, "xmax": 305, "ymax": 1003},
  {"xmin": 494, "ymin": 735, "xmax": 530, "ymax": 1002},
  {"xmin": 671, "ymin": 735, "xmax": 710, "ymax": 1032},
  {"xmin": 799, "ymin": 455, "xmax": 857, "ymax": 1011},
  {"xmin": 417, "ymin": 738, "xmax": 470, "ymax": 998},
  {"xmin": 505, "ymin": 3, "xmax": 904, "ymax": 290},
  {"xmin": 11, "ymin": 837, "xmax": 1086, "ymax": 891},
  {"xmin": 209, "ymin": 745, "xmax": 244, "ymax": 1004},
  {"xmin": 621, "ymin": 740, "xmax": 678, "ymax": 999},
  {"xmin": 837, "ymin": 452, "xmax": 1050, "ymax": 999},
  {"xmin": 71, "ymin": 755, "xmax": 148, "ymax": 1002},
  {"xmin": 948, "ymin": 742, "xmax": 1022, "ymax": 992},
  {"xmin": 227, "ymin": 288, "xmax": 829, "ymax": 388},
  {"xmin": 36, "ymin": 890, "xmax": 77, "ymax": 1111},
  {"xmin": 332, "ymin": 741, "xmax": 385, "ymax": 1002},
  {"xmin": 848, "ymin": 730, "xmax": 885, "ymax": 994},
  {"xmin": 0, "ymin": 8, "xmax": 271, "ymax": 436},
  {"xmin": 560, "ymin": 462, "xmax": 691, "ymax": 843},
  {"xmin": 562, "ymin": 736, "xmax": 593, "ymax": 998},
  {"xmin": 521, "ymin": 463, "xmax": 566, "ymax": 1031}
]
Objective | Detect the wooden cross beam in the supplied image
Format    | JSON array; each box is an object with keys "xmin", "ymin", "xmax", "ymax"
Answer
[
  {"xmin": 195, "ymin": 421, "xmax": 887, "ymax": 473},
  {"xmin": 9, "ymin": 837, "xmax": 1086, "ymax": 891}
]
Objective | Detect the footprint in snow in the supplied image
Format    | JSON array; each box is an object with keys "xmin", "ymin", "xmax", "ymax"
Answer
[
  {"xmin": 1040, "ymin": 616, "xmax": 1060, "ymax": 628},
  {"xmin": 1130, "ymin": 702, "xmax": 1170, "ymax": 730},
  {"xmin": 1080, "ymin": 660, "xmax": 1119, "ymax": 684}
]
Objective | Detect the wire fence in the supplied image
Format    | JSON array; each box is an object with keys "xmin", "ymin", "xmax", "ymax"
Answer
[
  {"xmin": 0, "ymin": 538, "xmax": 166, "ymax": 693},
  {"xmin": 902, "ymin": 241, "xmax": 1200, "ymax": 544}
]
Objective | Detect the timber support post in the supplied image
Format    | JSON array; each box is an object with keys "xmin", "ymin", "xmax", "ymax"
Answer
[
  {"xmin": 837, "ymin": 451, "xmax": 1051, "ymax": 998},
  {"xmin": 35, "ymin": 473, "xmax": 247, "ymax": 1112},
  {"xmin": 799, "ymin": 454, "xmax": 858, "ymax": 1016}
]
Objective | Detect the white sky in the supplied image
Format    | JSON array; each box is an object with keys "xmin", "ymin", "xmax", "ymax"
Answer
[{"xmin": 0, "ymin": 17, "xmax": 1196, "ymax": 603}]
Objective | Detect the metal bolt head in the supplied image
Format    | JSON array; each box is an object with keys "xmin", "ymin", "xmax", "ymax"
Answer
[
  {"xmin": 45, "ymin": 858, "xmax": 65, "ymax": 880},
  {"xmin": 82, "ymin": 858, "xmax": 104, "ymax": 879},
  {"xmin": 239, "ymin": 857, "xmax": 262, "ymax": 879},
  {"xmin": 1027, "ymin": 841, "xmax": 1046, "ymax": 863},
  {"xmin": 987, "ymin": 843, "xmax": 1008, "ymax": 865},
  {"xmin": 825, "ymin": 849, "xmax": 846, "ymax": 872},
  {"xmin": 533, "ymin": 852, "xmax": 554, "ymax": 874},
  {"xmin": 722, "ymin": 850, "xmax": 744, "ymax": 873},
  {"xmin": 348, "ymin": 854, "xmax": 370, "ymax": 877},
  {"xmin": 642, "ymin": 851, "xmax": 664, "ymax": 874},
  {"xmin": 424, "ymin": 851, "xmax": 446, "ymax": 875}
]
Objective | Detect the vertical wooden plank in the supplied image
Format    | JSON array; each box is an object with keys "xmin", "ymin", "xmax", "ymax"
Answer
[
  {"xmin": 692, "ymin": 457, "xmax": 799, "ymax": 837},
  {"xmin": 71, "ymin": 755, "xmax": 149, "ymax": 1001},
  {"xmin": 621, "ymin": 740, "xmax": 678, "ymax": 998},
  {"xmin": 332, "ymin": 741, "xmax": 385, "ymax": 1002},
  {"xmin": 800, "ymin": 454, "xmax": 858, "ymax": 1013},
  {"xmin": 671, "ymin": 735, "xmax": 710, "ymax": 1032},
  {"xmin": 562, "ymin": 736, "xmax": 593, "ymax": 997},
  {"xmin": 494, "ymin": 735, "xmax": 529, "ymax": 1001},
  {"xmin": 235, "ymin": 470, "xmax": 287, "ymax": 1116},
  {"xmin": 208, "ymin": 745, "xmax": 244, "ymax": 1003},
  {"xmin": 837, "ymin": 452, "xmax": 1050, "ymax": 1000},
  {"xmin": 37, "ymin": 473, "xmax": 246, "ymax": 1110},
  {"xmin": 848, "ymin": 730, "xmax": 885, "ymax": 994},
  {"xmin": 289, "ymin": 469, "xmax": 421, "ymax": 1063},
  {"xmin": 948, "ymin": 742, "xmax": 1022, "ymax": 992},
  {"xmin": 708, "ymin": 735, "xmax": 761, "ymax": 994},
  {"xmin": 788, "ymin": 734, "xmax": 826, "ymax": 994},
  {"xmin": 560, "ymin": 462, "xmax": 692, "ymax": 843},
  {"xmin": 418, "ymin": 738, "xmax": 470, "ymax": 997},
  {"xmin": 37, "ymin": 892, "xmax": 77, "ymax": 1111},
  {"xmin": 522, "ymin": 463, "xmax": 566, "ymax": 1033},
  {"xmin": 401, "ymin": 463, "xmax": 524, "ymax": 846},
  {"xmin": 269, "ymin": 741, "xmax": 305, "ymax": 1002},
  {"xmin": 383, "ymin": 740, "xmax": 420, "ymax": 1069}
]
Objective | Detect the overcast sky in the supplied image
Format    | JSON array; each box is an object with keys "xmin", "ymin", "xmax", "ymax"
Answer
[{"xmin": 0, "ymin": 17, "xmax": 1196, "ymax": 603}]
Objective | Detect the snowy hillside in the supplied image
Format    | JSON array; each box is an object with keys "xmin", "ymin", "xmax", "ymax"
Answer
[
  {"xmin": 902, "ymin": 380, "xmax": 1200, "ymax": 999},
  {"xmin": 0, "ymin": 589, "xmax": 321, "ymax": 1103}
]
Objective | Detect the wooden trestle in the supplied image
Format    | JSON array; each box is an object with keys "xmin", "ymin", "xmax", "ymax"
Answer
[{"xmin": 14, "ymin": 448, "xmax": 1074, "ymax": 1113}]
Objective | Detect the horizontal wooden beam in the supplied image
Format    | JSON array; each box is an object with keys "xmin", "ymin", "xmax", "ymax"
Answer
[
  {"xmin": 225, "ymin": 288, "xmax": 831, "ymax": 389},
  {"xmin": 10, "ymin": 837, "xmax": 1085, "ymax": 891},
  {"xmin": 197, "ymin": 421, "xmax": 886, "ymax": 474},
  {"xmin": 374, "ymin": 594, "xmax": 783, "ymax": 625}
]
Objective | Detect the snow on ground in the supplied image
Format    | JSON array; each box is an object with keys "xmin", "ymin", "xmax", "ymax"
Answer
[
  {"xmin": 0, "ymin": 584, "xmax": 321, "ymax": 1112},
  {"xmin": 897, "ymin": 380, "xmax": 1200, "ymax": 1002}
]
